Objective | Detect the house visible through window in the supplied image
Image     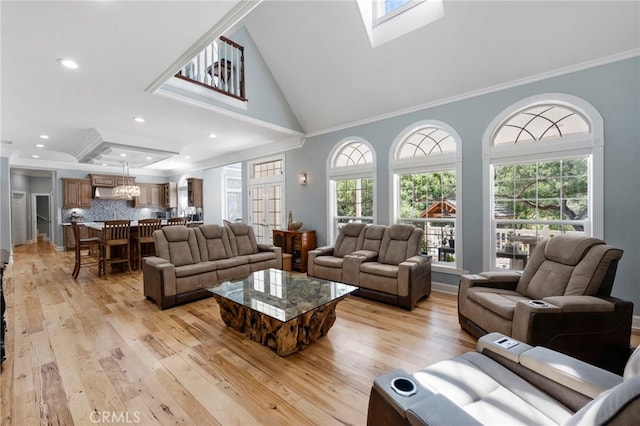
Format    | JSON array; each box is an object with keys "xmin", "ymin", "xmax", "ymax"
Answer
[{"xmin": 390, "ymin": 122, "xmax": 461, "ymax": 270}]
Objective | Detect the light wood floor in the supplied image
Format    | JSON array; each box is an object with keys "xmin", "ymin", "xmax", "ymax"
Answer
[{"xmin": 1, "ymin": 242, "xmax": 637, "ymax": 425}]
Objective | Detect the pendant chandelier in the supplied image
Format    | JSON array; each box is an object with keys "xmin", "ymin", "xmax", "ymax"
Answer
[{"xmin": 113, "ymin": 161, "xmax": 140, "ymax": 200}]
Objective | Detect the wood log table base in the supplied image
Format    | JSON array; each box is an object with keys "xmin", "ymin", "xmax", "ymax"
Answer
[{"xmin": 213, "ymin": 294, "xmax": 345, "ymax": 356}]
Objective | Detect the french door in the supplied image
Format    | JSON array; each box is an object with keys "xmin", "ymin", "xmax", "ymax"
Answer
[{"xmin": 248, "ymin": 183, "xmax": 283, "ymax": 244}]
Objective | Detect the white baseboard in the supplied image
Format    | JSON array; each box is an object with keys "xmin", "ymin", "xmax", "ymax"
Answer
[{"xmin": 432, "ymin": 281, "xmax": 640, "ymax": 334}]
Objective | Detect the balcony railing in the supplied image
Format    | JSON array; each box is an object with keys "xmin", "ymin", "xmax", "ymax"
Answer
[{"xmin": 175, "ymin": 36, "xmax": 246, "ymax": 101}]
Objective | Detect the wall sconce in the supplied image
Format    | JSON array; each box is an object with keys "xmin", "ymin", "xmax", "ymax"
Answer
[{"xmin": 298, "ymin": 172, "xmax": 308, "ymax": 186}]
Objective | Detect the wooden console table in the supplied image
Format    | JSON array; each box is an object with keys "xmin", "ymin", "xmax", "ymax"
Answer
[{"xmin": 272, "ymin": 229, "xmax": 316, "ymax": 273}]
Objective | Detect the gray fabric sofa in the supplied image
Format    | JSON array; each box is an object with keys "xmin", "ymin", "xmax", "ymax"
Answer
[
  {"xmin": 308, "ymin": 223, "xmax": 431, "ymax": 310},
  {"xmin": 368, "ymin": 332, "xmax": 640, "ymax": 426},
  {"xmin": 143, "ymin": 223, "xmax": 281, "ymax": 309},
  {"xmin": 458, "ymin": 234, "xmax": 631, "ymax": 374}
]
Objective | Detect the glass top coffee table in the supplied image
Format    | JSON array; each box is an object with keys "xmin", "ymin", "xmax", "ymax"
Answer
[{"xmin": 206, "ymin": 268, "xmax": 357, "ymax": 356}]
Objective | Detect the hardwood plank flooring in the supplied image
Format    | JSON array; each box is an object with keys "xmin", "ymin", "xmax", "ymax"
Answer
[{"xmin": 1, "ymin": 242, "xmax": 637, "ymax": 425}]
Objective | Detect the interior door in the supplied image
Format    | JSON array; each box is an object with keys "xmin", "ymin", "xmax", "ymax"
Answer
[
  {"xmin": 11, "ymin": 191, "xmax": 27, "ymax": 246},
  {"xmin": 248, "ymin": 183, "xmax": 283, "ymax": 244}
]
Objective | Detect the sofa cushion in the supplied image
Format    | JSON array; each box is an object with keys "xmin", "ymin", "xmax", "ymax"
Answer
[
  {"xmin": 334, "ymin": 223, "xmax": 367, "ymax": 258},
  {"xmin": 521, "ymin": 261, "xmax": 574, "ymax": 300},
  {"xmin": 247, "ymin": 251, "xmax": 276, "ymax": 264},
  {"xmin": 361, "ymin": 225, "xmax": 385, "ymax": 253},
  {"xmin": 413, "ymin": 352, "xmax": 573, "ymax": 425},
  {"xmin": 227, "ymin": 222, "xmax": 259, "ymax": 256},
  {"xmin": 378, "ymin": 224, "xmax": 422, "ymax": 265},
  {"xmin": 197, "ymin": 225, "xmax": 233, "ymax": 261},
  {"xmin": 314, "ymin": 256, "xmax": 345, "ymax": 268},
  {"xmin": 565, "ymin": 377, "xmax": 640, "ymax": 426},
  {"xmin": 360, "ymin": 262, "xmax": 398, "ymax": 278},
  {"xmin": 175, "ymin": 261, "xmax": 217, "ymax": 278},
  {"xmin": 467, "ymin": 289, "xmax": 529, "ymax": 320},
  {"xmin": 154, "ymin": 226, "xmax": 201, "ymax": 267},
  {"xmin": 544, "ymin": 235, "xmax": 603, "ymax": 266}
]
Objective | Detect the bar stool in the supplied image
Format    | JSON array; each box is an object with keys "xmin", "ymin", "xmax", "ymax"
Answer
[
  {"xmin": 167, "ymin": 217, "xmax": 188, "ymax": 226},
  {"xmin": 133, "ymin": 218, "xmax": 161, "ymax": 270},
  {"xmin": 98, "ymin": 220, "xmax": 132, "ymax": 278},
  {"xmin": 71, "ymin": 221, "xmax": 100, "ymax": 279}
]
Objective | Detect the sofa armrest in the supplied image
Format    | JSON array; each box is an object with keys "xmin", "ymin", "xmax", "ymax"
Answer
[
  {"xmin": 308, "ymin": 246, "xmax": 335, "ymax": 277},
  {"xmin": 406, "ymin": 394, "xmax": 482, "ymax": 426},
  {"xmin": 309, "ymin": 246, "xmax": 335, "ymax": 257},
  {"xmin": 351, "ymin": 249, "xmax": 378, "ymax": 261},
  {"xmin": 519, "ymin": 346, "xmax": 623, "ymax": 399},
  {"xmin": 512, "ymin": 296, "xmax": 615, "ymax": 341},
  {"xmin": 143, "ymin": 256, "xmax": 177, "ymax": 309},
  {"xmin": 258, "ymin": 244, "xmax": 282, "ymax": 269},
  {"xmin": 459, "ymin": 272, "xmax": 521, "ymax": 316}
]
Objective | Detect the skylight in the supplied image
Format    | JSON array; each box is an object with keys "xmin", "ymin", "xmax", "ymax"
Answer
[{"xmin": 357, "ymin": 0, "xmax": 444, "ymax": 47}]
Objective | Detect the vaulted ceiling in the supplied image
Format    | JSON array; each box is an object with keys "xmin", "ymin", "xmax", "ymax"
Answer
[{"xmin": 2, "ymin": 1, "xmax": 638, "ymax": 175}]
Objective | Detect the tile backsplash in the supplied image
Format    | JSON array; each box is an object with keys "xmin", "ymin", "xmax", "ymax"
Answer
[{"xmin": 63, "ymin": 200, "xmax": 169, "ymax": 222}]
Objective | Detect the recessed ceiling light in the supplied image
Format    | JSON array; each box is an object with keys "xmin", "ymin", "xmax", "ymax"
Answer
[
  {"xmin": 39, "ymin": 134, "xmax": 49, "ymax": 139},
  {"xmin": 209, "ymin": 133, "xmax": 217, "ymax": 138},
  {"xmin": 185, "ymin": 155, "xmax": 191, "ymax": 159},
  {"xmin": 146, "ymin": 156, "xmax": 152, "ymax": 160},
  {"xmin": 32, "ymin": 155, "xmax": 39, "ymax": 159},
  {"xmin": 134, "ymin": 117, "xmax": 145, "ymax": 123},
  {"xmin": 36, "ymin": 144, "xmax": 45, "ymax": 148},
  {"xmin": 57, "ymin": 58, "xmax": 78, "ymax": 69},
  {"xmin": 120, "ymin": 153, "xmax": 127, "ymax": 157}
]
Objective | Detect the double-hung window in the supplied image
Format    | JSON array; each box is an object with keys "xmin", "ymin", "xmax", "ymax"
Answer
[
  {"xmin": 483, "ymin": 94, "xmax": 603, "ymax": 270},
  {"xmin": 327, "ymin": 138, "xmax": 376, "ymax": 242},
  {"xmin": 390, "ymin": 121, "xmax": 462, "ymax": 270}
]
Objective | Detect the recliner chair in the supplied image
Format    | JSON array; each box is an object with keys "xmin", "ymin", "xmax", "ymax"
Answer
[
  {"xmin": 458, "ymin": 234, "xmax": 632, "ymax": 373},
  {"xmin": 367, "ymin": 332, "xmax": 640, "ymax": 425}
]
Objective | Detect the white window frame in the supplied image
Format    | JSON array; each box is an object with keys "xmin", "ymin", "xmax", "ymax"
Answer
[
  {"xmin": 390, "ymin": 120, "xmax": 463, "ymax": 274},
  {"xmin": 326, "ymin": 137, "xmax": 377, "ymax": 244},
  {"xmin": 482, "ymin": 93, "xmax": 604, "ymax": 271},
  {"xmin": 247, "ymin": 155, "xmax": 286, "ymax": 243}
]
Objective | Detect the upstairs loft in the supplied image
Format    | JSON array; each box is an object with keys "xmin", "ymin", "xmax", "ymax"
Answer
[{"xmin": 174, "ymin": 35, "xmax": 246, "ymax": 102}]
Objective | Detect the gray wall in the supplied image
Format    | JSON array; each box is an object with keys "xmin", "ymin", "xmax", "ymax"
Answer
[
  {"xmin": 0, "ymin": 157, "xmax": 10, "ymax": 252},
  {"xmin": 285, "ymin": 56, "xmax": 640, "ymax": 312}
]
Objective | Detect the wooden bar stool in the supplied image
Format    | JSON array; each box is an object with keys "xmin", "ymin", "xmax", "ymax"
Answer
[
  {"xmin": 98, "ymin": 220, "xmax": 132, "ymax": 278},
  {"xmin": 134, "ymin": 218, "xmax": 161, "ymax": 270},
  {"xmin": 71, "ymin": 221, "xmax": 100, "ymax": 279},
  {"xmin": 167, "ymin": 217, "xmax": 188, "ymax": 226}
]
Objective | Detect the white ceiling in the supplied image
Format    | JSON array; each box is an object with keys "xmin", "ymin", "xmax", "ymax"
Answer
[{"xmin": 2, "ymin": 1, "xmax": 639, "ymax": 176}]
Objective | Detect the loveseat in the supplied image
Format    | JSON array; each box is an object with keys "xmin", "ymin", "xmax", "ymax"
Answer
[
  {"xmin": 368, "ymin": 332, "xmax": 640, "ymax": 425},
  {"xmin": 308, "ymin": 223, "xmax": 431, "ymax": 310},
  {"xmin": 143, "ymin": 223, "xmax": 281, "ymax": 309},
  {"xmin": 458, "ymin": 234, "xmax": 631, "ymax": 374}
]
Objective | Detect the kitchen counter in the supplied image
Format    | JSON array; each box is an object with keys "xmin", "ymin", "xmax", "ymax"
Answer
[{"xmin": 63, "ymin": 220, "xmax": 204, "ymax": 230}]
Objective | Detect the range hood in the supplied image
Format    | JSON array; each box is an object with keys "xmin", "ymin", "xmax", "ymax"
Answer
[{"xmin": 93, "ymin": 187, "xmax": 123, "ymax": 200}]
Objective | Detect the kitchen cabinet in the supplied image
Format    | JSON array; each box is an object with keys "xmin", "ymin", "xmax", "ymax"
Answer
[
  {"xmin": 62, "ymin": 178, "xmax": 92, "ymax": 208},
  {"xmin": 187, "ymin": 178, "xmax": 203, "ymax": 208},
  {"xmin": 135, "ymin": 184, "xmax": 163, "ymax": 208},
  {"xmin": 89, "ymin": 174, "xmax": 135, "ymax": 187},
  {"xmin": 163, "ymin": 182, "xmax": 177, "ymax": 208},
  {"xmin": 272, "ymin": 229, "xmax": 316, "ymax": 273}
]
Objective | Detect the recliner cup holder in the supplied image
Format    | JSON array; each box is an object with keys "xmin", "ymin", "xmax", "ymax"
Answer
[{"xmin": 390, "ymin": 377, "xmax": 417, "ymax": 397}]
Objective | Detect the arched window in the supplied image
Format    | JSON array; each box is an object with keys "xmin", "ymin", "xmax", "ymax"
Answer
[
  {"xmin": 327, "ymin": 138, "xmax": 376, "ymax": 242},
  {"xmin": 483, "ymin": 94, "xmax": 603, "ymax": 271},
  {"xmin": 390, "ymin": 121, "xmax": 462, "ymax": 270}
]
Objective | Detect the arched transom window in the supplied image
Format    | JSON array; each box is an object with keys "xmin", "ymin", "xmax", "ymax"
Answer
[
  {"xmin": 396, "ymin": 127, "xmax": 456, "ymax": 159},
  {"xmin": 493, "ymin": 105, "xmax": 590, "ymax": 145},
  {"xmin": 333, "ymin": 140, "xmax": 373, "ymax": 167}
]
